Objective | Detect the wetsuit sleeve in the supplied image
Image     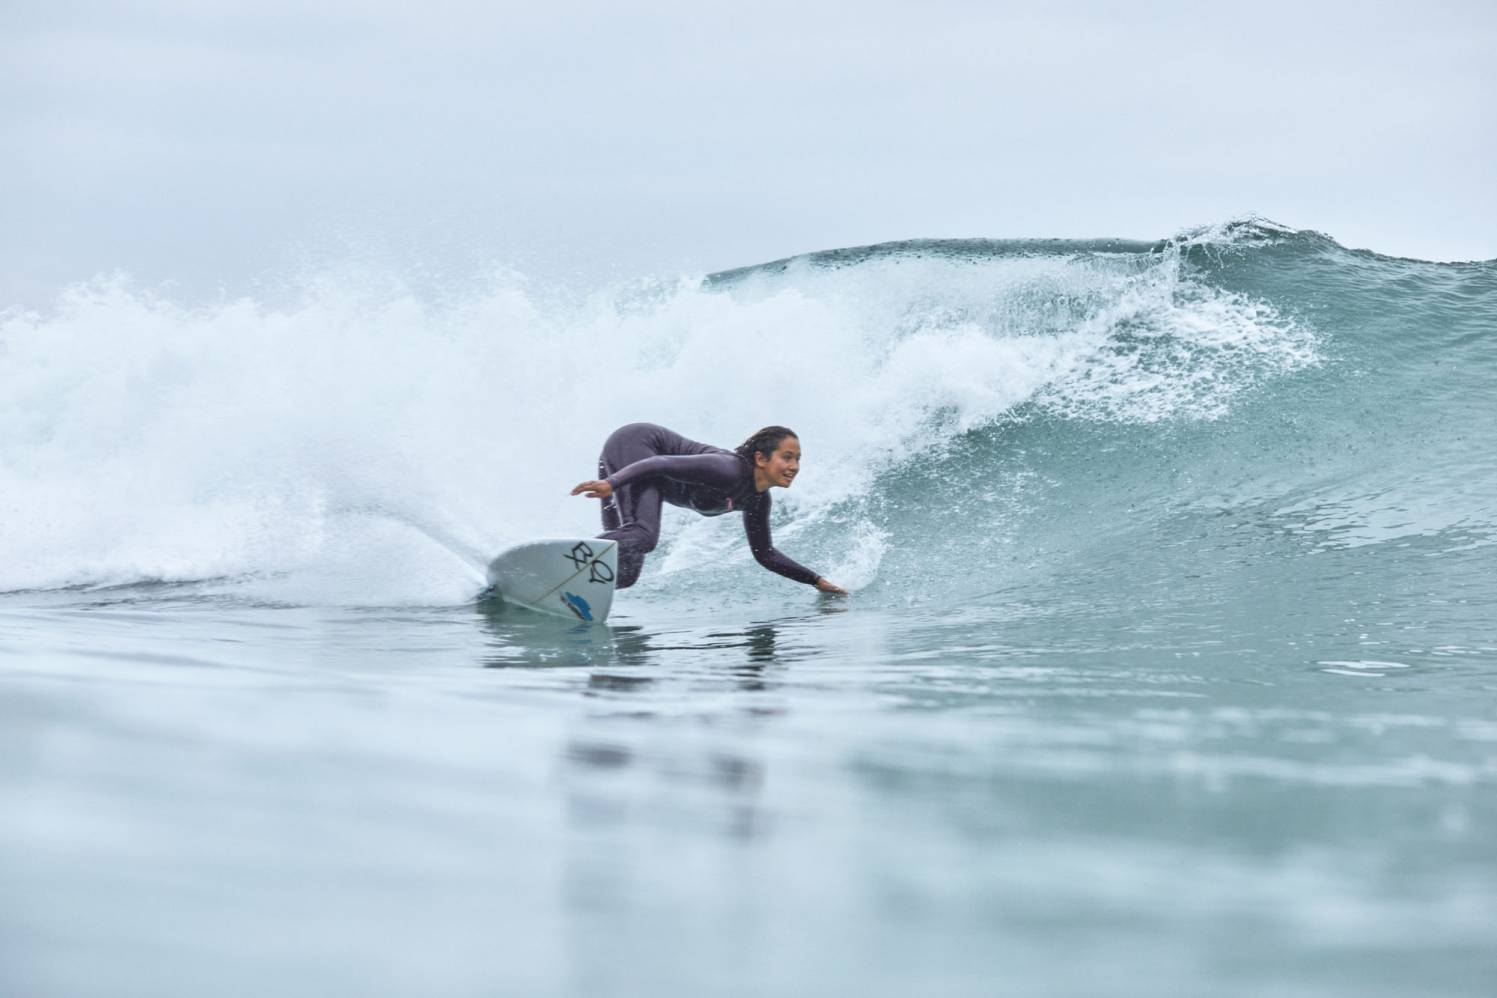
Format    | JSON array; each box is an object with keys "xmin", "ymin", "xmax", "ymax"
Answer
[
  {"xmin": 606, "ymin": 453, "xmax": 744, "ymax": 492},
  {"xmin": 743, "ymin": 495, "xmax": 820, "ymax": 586}
]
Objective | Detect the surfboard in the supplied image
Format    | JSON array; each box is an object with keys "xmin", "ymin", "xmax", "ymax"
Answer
[{"xmin": 485, "ymin": 538, "xmax": 618, "ymax": 623}]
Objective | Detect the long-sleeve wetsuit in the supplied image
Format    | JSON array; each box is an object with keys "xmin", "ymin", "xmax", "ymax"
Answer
[{"xmin": 596, "ymin": 422, "xmax": 821, "ymax": 590}]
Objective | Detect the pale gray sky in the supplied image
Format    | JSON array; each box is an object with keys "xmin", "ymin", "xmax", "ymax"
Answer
[{"xmin": 4, "ymin": 0, "xmax": 1494, "ymax": 303}]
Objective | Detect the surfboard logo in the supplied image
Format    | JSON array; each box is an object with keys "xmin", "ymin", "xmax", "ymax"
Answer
[
  {"xmin": 560, "ymin": 591, "xmax": 594, "ymax": 622},
  {"xmin": 564, "ymin": 542, "xmax": 614, "ymax": 584}
]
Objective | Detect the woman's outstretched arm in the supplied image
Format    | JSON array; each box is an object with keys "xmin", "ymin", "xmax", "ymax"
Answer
[
  {"xmin": 743, "ymin": 495, "xmax": 846, "ymax": 593},
  {"xmin": 605, "ymin": 452, "xmax": 744, "ymax": 491},
  {"xmin": 572, "ymin": 451, "xmax": 743, "ymax": 500}
]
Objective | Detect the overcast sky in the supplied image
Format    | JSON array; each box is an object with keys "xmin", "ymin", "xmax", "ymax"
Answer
[{"xmin": 4, "ymin": 0, "xmax": 1494, "ymax": 304}]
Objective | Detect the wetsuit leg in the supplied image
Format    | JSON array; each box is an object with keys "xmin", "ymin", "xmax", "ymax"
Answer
[{"xmin": 596, "ymin": 424, "xmax": 667, "ymax": 589}]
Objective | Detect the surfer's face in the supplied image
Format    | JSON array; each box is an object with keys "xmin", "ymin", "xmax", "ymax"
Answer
[{"xmin": 756, "ymin": 436, "xmax": 801, "ymax": 489}]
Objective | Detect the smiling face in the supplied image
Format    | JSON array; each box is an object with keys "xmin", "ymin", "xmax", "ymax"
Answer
[{"xmin": 753, "ymin": 435, "xmax": 801, "ymax": 491}]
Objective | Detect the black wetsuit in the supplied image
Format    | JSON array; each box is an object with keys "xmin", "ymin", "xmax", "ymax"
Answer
[{"xmin": 597, "ymin": 423, "xmax": 821, "ymax": 590}]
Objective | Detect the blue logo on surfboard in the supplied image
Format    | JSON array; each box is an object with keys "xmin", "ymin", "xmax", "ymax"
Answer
[{"xmin": 560, "ymin": 591, "xmax": 594, "ymax": 622}]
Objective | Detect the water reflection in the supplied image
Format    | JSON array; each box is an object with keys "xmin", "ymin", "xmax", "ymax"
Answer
[
  {"xmin": 473, "ymin": 596, "xmax": 631, "ymax": 669},
  {"xmin": 468, "ymin": 602, "xmax": 811, "ymax": 839},
  {"xmin": 584, "ymin": 672, "xmax": 654, "ymax": 694},
  {"xmin": 745, "ymin": 623, "xmax": 777, "ymax": 662},
  {"xmin": 473, "ymin": 595, "xmax": 820, "ymax": 681},
  {"xmin": 470, "ymin": 605, "xmax": 891, "ymax": 848},
  {"xmin": 552, "ymin": 619, "xmax": 805, "ymax": 847},
  {"xmin": 560, "ymin": 730, "xmax": 768, "ymax": 842}
]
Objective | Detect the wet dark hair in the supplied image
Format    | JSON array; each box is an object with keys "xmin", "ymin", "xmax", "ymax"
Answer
[{"xmin": 735, "ymin": 425, "xmax": 799, "ymax": 464}]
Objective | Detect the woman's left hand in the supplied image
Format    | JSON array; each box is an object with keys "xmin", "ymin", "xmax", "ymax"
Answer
[
  {"xmin": 815, "ymin": 578, "xmax": 849, "ymax": 596},
  {"xmin": 571, "ymin": 480, "xmax": 613, "ymax": 500}
]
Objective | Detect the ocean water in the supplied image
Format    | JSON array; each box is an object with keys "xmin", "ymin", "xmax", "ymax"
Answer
[{"xmin": 2, "ymin": 220, "xmax": 1494, "ymax": 996}]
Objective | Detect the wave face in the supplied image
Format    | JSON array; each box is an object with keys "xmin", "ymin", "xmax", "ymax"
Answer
[{"xmin": 2, "ymin": 220, "xmax": 1494, "ymax": 607}]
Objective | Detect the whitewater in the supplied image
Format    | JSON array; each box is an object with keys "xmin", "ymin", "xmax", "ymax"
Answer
[{"xmin": 2, "ymin": 219, "xmax": 1494, "ymax": 997}]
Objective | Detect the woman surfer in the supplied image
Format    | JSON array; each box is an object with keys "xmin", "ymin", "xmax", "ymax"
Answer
[{"xmin": 571, "ymin": 423, "xmax": 848, "ymax": 595}]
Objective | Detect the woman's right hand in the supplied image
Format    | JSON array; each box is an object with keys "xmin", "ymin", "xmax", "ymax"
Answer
[
  {"xmin": 571, "ymin": 479, "xmax": 613, "ymax": 500},
  {"xmin": 815, "ymin": 577, "xmax": 849, "ymax": 596}
]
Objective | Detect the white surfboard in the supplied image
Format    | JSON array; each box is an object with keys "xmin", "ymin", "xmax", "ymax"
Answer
[{"xmin": 485, "ymin": 538, "xmax": 618, "ymax": 623}]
